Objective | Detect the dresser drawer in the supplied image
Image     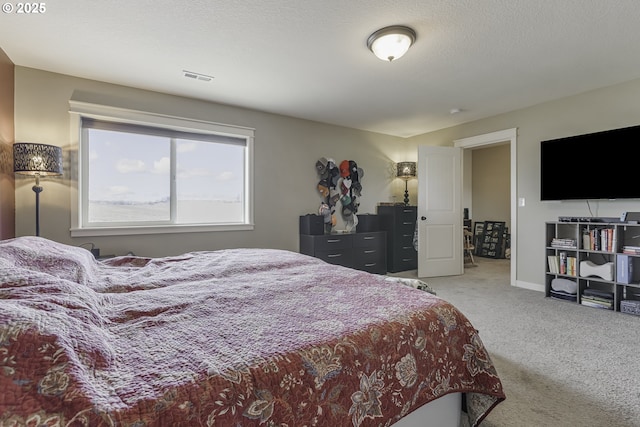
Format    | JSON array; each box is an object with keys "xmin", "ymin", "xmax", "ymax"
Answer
[
  {"xmin": 388, "ymin": 257, "xmax": 417, "ymax": 272},
  {"xmin": 353, "ymin": 246, "xmax": 383, "ymax": 263},
  {"xmin": 396, "ymin": 237, "xmax": 415, "ymax": 252},
  {"xmin": 315, "ymin": 250, "xmax": 353, "ymax": 267},
  {"xmin": 353, "ymin": 232, "xmax": 385, "ymax": 248},
  {"xmin": 352, "ymin": 257, "xmax": 386, "ymax": 274},
  {"xmin": 397, "ymin": 207, "xmax": 417, "ymax": 224},
  {"xmin": 299, "ymin": 232, "xmax": 386, "ymax": 274},
  {"xmin": 353, "ymin": 235, "xmax": 386, "ymax": 274},
  {"xmin": 312, "ymin": 234, "xmax": 352, "ymax": 251},
  {"xmin": 392, "ymin": 244, "xmax": 417, "ymax": 261},
  {"xmin": 390, "ymin": 244, "xmax": 417, "ymax": 271},
  {"xmin": 397, "ymin": 225, "xmax": 415, "ymax": 241}
]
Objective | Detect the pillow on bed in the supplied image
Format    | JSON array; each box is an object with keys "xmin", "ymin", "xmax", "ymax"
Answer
[{"xmin": 0, "ymin": 236, "xmax": 98, "ymax": 286}]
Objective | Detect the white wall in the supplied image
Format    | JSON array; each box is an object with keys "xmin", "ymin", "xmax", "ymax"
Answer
[{"xmin": 14, "ymin": 67, "xmax": 413, "ymax": 256}]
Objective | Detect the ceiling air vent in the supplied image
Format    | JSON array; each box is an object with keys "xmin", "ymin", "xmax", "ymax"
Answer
[{"xmin": 183, "ymin": 70, "xmax": 214, "ymax": 82}]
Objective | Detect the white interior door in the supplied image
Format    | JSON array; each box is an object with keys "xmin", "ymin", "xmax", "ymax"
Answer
[{"xmin": 417, "ymin": 146, "xmax": 463, "ymax": 277}]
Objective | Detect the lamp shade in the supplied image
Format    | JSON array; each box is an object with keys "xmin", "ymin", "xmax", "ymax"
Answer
[
  {"xmin": 367, "ymin": 26, "xmax": 416, "ymax": 62},
  {"xmin": 14, "ymin": 142, "xmax": 63, "ymax": 176},
  {"xmin": 396, "ymin": 161, "xmax": 417, "ymax": 180}
]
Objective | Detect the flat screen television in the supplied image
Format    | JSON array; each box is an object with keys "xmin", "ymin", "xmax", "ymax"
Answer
[{"xmin": 540, "ymin": 124, "xmax": 640, "ymax": 201}]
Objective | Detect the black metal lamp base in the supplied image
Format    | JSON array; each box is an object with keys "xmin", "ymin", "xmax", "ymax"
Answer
[
  {"xmin": 33, "ymin": 184, "xmax": 43, "ymax": 237},
  {"xmin": 404, "ymin": 180, "xmax": 410, "ymax": 205}
]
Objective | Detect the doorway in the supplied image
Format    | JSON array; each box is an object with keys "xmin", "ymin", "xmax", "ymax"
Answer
[{"xmin": 454, "ymin": 129, "xmax": 517, "ymax": 287}]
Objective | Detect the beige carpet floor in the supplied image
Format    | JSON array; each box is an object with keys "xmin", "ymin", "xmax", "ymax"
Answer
[{"xmin": 391, "ymin": 257, "xmax": 640, "ymax": 427}]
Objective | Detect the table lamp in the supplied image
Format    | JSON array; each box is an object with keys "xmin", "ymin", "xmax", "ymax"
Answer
[{"xmin": 396, "ymin": 161, "xmax": 416, "ymax": 205}]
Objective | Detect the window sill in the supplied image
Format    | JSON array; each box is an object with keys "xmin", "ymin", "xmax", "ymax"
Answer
[{"xmin": 70, "ymin": 223, "xmax": 254, "ymax": 237}]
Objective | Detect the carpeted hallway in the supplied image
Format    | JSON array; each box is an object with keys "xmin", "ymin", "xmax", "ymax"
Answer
[{"xmin": 392, "ymin": 257, "xmax": 640, "ymax": 427}]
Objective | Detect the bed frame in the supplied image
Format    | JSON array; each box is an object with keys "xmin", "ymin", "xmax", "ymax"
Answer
[{"xmin": 395, "ymin": 393, "xmax": 462, "ymax": 427}]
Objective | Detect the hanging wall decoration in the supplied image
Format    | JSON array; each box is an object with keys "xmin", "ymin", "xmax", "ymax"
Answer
[{"xmin": 315, "ymin": 157, "xmax": 364, "ymax": 233}]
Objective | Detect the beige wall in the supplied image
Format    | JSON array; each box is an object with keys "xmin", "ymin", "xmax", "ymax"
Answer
[
  {"xmin": 0, "ymin": 48, "xmax": 15, "ymax": 239},
  {"xmin": 14, "ymin": 67, "xmax": 411, "ymax": 256},
  {"xmin": 14, "ymin": 66, "xmax": 640, "ymax": 288},
  {"xmin": 407, "ymin": 77, "xmax": 640, "ymax": 288},
  {"xmin": 471, "ymin": 144, "xmax": 510, "ymax": 229}
]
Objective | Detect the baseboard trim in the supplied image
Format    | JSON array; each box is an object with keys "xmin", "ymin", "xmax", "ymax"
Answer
[{"xmin": 515, "ymin": 280, "xmax": 544, "ymax": 292}]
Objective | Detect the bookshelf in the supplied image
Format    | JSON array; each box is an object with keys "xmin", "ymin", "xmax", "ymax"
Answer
[{"xmin": 545, "ymin": 221, "xmax": 640, "ymax": 315}]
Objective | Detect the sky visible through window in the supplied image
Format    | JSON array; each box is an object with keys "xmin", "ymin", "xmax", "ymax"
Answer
[{"xmin": 87, "ymin": 128, "xmax": 245, "ymax": 223}]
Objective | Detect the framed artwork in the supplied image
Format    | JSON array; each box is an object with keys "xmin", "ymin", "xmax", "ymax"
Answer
[{"xmin": 478, "ymin": 221, "xmax": 506, "ymax": 258}]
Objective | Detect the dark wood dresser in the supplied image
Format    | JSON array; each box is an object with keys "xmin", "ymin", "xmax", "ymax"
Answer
[
  {"xmin": 377, "ymin": 205, "xmax": 418, "ymax": 272},
  {"xmin": 299, "ymin": 231, "xmax": 387, "ymax": 274}
]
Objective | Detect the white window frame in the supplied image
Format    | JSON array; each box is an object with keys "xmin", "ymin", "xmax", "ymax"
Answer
[{"xmin": 69, "ymin": 100, "xmax": 254, "ymax": 237}]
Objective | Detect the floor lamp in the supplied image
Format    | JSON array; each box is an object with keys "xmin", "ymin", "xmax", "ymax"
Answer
[
  {"xmin": 396, "ymin": 161, "xmax": 417, "ymax": 205},
  {"xmin": 13, "ymin": 142, "xmax": 63, "ymax": 236}
]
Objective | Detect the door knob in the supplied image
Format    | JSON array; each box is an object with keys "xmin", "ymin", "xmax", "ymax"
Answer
[{"xmin": 421, "ymin": 216, "xmax": 427, "ymax": 221}]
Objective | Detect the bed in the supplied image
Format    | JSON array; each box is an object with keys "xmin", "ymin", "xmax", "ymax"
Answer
[{"xmin": 0, "ymin": 236, "xmax": 504, "ymax": 426}]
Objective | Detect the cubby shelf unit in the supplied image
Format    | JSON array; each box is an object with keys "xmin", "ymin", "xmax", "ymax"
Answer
[{"xmin": 545, "ymin": 221, "xmax": 640, "ymax": 315}]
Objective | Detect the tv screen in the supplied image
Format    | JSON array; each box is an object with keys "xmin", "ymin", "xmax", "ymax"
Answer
[{"xmin": 540, "ymin": 125, "xmax": 640, "ymax": 201}]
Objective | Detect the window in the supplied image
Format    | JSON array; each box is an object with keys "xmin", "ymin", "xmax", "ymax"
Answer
[{"xmin": 69, "ymin": 102, "xmax": 254, "ymax": 236}]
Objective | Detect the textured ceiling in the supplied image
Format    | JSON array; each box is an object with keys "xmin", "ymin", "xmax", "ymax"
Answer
[{"xmin": 2, "ymin": 0, "xmax": 640, "ymax": 137}]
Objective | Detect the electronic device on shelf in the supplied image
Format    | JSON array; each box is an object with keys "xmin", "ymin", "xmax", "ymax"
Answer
[
  {"xmin": 558, "ymin": 216, "xmax": 620, "ymax": 223},
  {"xmin": 620, "ymin": 212, "xmax": 640, "ymax": 224}
]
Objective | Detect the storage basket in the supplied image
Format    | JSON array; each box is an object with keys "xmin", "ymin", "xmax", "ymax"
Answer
[{"xmin": 620, "ymin": 300, "xmax": 640, "ymax": 316}]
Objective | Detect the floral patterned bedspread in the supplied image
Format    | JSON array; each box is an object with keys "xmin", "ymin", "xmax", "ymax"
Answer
[{"xmin": 0, "ymin": 237, "xmax": 504, "ymax": 426}]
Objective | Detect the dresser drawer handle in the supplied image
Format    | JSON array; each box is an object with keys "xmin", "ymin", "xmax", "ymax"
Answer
[
  {"xmin": 402, "ymin": 234, "xmax": 412, "ymax": 237},
  {"xmin": 402, "ymin": 246, "xmax": 412, "ymax": 250},
  {"xmin": 327, "ymin": 239, "xmax": 341, "ymax": 243},
  {"xmin": 402, "ymin": 222, "xmax": 413, "ymax": 225},
  {"xmin": 327, "ymin": 254, "xmax": 342, "ymax": 258},
  {"xmin": 363, "ymin": 236, "xmax": 375, "ymax": 240},
  {"xmin": 403, "ymin": 209, "xmax": 413, "ymax": 213},
  {"xmin": 402, "ymin": 258, "xmax": 414, "ymax": 262},
  {"xmin": 365, "ymin": 263, "xmax": 377, "ymax": 267},
  {"xmin": 364, "ymin": 250, "xmax": 376, "ymax": 254}
]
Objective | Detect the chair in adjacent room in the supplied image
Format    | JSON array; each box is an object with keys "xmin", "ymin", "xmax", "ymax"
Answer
[{"xmin": 463, "ymin": 228, "xmax": 476, "ymax": 266}]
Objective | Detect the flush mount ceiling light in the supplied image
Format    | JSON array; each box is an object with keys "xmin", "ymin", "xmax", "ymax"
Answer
[{"xmin": 367, "ymin": 25, "xmax": 416, "ymax": 62}]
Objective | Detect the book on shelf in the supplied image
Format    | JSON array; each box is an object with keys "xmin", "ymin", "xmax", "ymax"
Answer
[
  {"xmin": 581, "ymin": 290, "xmax": 614, "ymax": 309},
  {"xmin": 582, "ymin": 227, "xmax": 616, "ymax": 251},
  {"xmin": 622, "ymin": 245, "xmax": 640, "ymax": 255},
  {"xmin": 617, "ymin": 254, "xmax": 633, "ymax": 284},
  {"xmin": 581, "ymin": 299, "xmax": 613, "ymax": 310},
  {"xmin": 550, "ymin": 238, "xmax": 577, "ymax": 248},
  {"xmin": 583, "ymin": 288, "xmax": 614, "ymax": 299},
  {"xmin": 581, "ymin": 295, "xmax": 613, "ymax": 307},
  {"xmin": 547, "ymin": 253, "xmax": 576, "ymax": 275},
  {"xmin": 567, "ymin": 256, "xmax": 577, "ymax": 276}
]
